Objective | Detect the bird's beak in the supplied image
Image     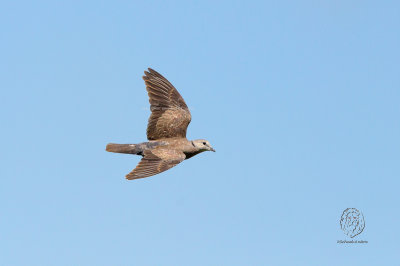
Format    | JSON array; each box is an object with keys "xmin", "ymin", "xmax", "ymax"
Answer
[{"xmin": 210, "ymin": 147, "xmax": 216, "ymax": 152}]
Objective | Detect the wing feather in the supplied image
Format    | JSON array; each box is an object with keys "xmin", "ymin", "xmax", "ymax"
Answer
[
  {"xmin": 143, "ymin": 68, "xmax": 191, "ymax": 140},
  {"xmin": 125, "ymin": 149, "xmax": 186, "ymax": 180}
]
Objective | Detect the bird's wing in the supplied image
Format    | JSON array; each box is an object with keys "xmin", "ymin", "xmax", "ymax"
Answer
[
  {"xmin": 143, "ymin": 68, "xmax": 192, "ymax": 140},
  {"xmin": 126, "ymin": 149, "xmax": 186, "ymax": 180}
]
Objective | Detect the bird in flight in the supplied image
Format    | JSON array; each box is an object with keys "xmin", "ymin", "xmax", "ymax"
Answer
[{"xmin": 106, "ymin": 68, "xmax": 215, "ymax": 180}]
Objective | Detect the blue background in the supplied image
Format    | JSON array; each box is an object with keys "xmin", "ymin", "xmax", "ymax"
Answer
[{"xmin": 1, "ymin": 1, "xmax": 399, "ymax": 265}]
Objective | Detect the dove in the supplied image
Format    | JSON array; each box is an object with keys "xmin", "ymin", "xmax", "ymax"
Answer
[{"xmin": 106, "ymin": 68, "xmax": 215, "ymax": 180}]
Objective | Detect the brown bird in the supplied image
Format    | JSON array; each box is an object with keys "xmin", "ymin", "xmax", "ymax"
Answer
[{"xmin": 106, "ymin": 68, "xmax": 215, "ymax": 180}]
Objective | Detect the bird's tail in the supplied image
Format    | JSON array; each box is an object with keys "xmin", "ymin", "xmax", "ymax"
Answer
[{"xmin": 106, "ymin": 143, "xmax": 141, "ymax": 154}]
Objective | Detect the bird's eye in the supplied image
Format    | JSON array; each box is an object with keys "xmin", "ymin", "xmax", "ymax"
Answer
[{"xmin": 203, "ymin": 142, "xmax": 206, "ymax": 145}]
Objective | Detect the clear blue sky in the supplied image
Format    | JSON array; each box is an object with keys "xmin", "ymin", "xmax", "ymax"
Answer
[{"xmin": 1, "ymin": 1, "xmax": 399, "ymax": 265}]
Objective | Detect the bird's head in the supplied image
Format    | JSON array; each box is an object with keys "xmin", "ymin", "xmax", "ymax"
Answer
[{"xmin": 191, "ymin": 139, "xmax": 215, "ymax": 152}]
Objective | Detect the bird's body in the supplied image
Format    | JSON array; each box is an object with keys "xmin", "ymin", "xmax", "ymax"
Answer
[
  {"xmin": 106, "ymin": 68, "xmax": 215, "ymax": 180},
  {"xmin": 106, "ymin": 138, "xmax": 205, "ymax": 158}
]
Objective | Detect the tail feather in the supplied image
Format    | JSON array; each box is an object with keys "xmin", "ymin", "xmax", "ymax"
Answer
[{"xmin": 106, "ymin": 143, "xmax": 141, "ymax": 154}]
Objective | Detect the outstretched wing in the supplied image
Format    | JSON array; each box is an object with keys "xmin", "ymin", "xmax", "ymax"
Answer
[
  {"xmin": 126, "ymin": 149, "xmax": 186, "ymax": 180},
  {"xmin": 143, "ymin": 68, "xmax": 192, "ymax": 140}
]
